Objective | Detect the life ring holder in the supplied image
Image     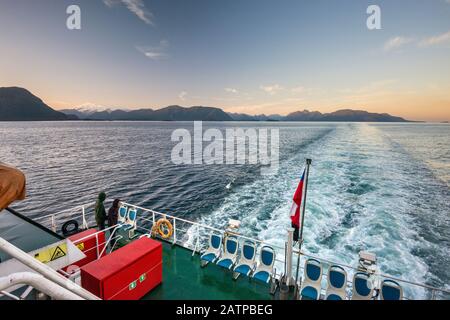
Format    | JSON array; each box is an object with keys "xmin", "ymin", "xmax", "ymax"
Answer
[{"xmin": 153, "ymin": 217, "xmax": 173, "ymax": 239}]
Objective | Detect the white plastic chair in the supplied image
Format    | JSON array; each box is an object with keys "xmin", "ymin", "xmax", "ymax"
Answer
[
  {"xmin": 216, "ymin": 236, "xmax": 239, "ymax": 270},
  {"xmin": 380, "ymin": 279, "xmax": 403, "ymax": 300},
  {"xmin": 252, "ymin": 246, "xmax": 276, "ymax": 284},
  {"xmin": 352, "ymin": 272, "xmax": 374, "ymax": 300},
  {"xmin": 200, "ymin": 234, "xmax": 223, "ymax": 267},
  {"xmin": 325, "ymin": 265, "xmax": 347, "ymax": 300},
  {"xmin": 299, "ymin": 259, "xmax": 323, "ymax": 300},
  {"xmin": 123, "ymin": 207, "xmax": 137, "ymax": 232},
  {"xmin": 118, "ymin": 205, "xmax": 128, "ymax": 224},
  {"xmin": 233, "ymin": 240, "xmax": 257, "ymax": 278}
]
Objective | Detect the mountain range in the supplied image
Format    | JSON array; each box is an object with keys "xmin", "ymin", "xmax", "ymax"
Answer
[
  {"xmin": 62, "ymin": 107, "xmax": 409, "ymax": 122},
  {"xmin": 0, "ymin": 87, "xmax": 410, "ymax": 122}
]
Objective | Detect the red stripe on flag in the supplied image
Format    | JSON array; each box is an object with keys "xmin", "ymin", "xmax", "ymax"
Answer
[{"xmin": 290, "ymin": 170, "xmax": 305, "ymax": 228}]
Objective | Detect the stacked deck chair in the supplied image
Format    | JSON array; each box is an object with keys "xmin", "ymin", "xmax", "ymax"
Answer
[
  {"xmin": 123, "ymin": 207, "xmax": 138, "ymax": 232},
  {"xmin": 299, "ymin": 259, "xmax": 323, "ymax": 300},
  {"xmin": 216, "ymin": 236, "xmax": 239, "ymax": 270},
  {"xmin": 118, "ymin": 205, "xmax": 128, "ymax": 224},
  {"xmin": 200, "ymin": 233, "xmax": 223, "ymax": 267},
  {"xmin": 351, "ymin": 272, "xmax": 374, "ymax": 300},
  {"xmin": 380, "ymin": 279, "xmax": 403, "ymax": 300},
  {"xmin": 233, "ymin": 240, "xmax": 257, "ymax": 279},
  {"xmin": 325, "ymin": 265, "xmax": 348, "ymax": 300},
  {"xmin": 252, "ymin": 246, "xmax": 276, "ymax": 284}
]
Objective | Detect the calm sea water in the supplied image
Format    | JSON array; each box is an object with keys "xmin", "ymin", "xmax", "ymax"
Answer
[{"xmin": 1, "ymin": 121, "xmax": 449, "ymax": 298}]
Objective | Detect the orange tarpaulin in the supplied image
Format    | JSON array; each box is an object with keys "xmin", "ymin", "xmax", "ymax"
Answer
[{"xmin": 0, "ymin": 163, "xmax": 26, "ymax": 210}]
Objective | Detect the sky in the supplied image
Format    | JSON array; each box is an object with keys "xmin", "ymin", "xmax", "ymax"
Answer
[{"xmin": 0, "ymin": 0, "xmax": 449, "ymax": 121}]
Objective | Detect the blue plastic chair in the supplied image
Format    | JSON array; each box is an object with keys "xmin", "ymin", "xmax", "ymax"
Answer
[
  {"xmin": 352, "ymin": 272, "xmax": 374, "ymax": 300},
  {"xmin": 300, "ymin": 259, "xmax": 323, "ymax": 300},
  {"xmin": 325, "ymin": 265, "xmax": 347, "ymax": 300},
  {"xmin": 252, "ymin": 246, "xmax": 276, "ymax": 284},
  {"xmin": 123, "ymin": 207, "xmax": 137, "ymax": 231},
  {"xmin": 380, "ymin": 279, "xmax": 403, "ymax": 300},
  {"xmin": 233, "ymin": 241, "xmax": 257, "ymax": 277},
  {"xmin": 200, "ymin": 234, "xmax": 223, "ymax": 266},
  {"xmin": 216, "ymin": 236, "xmax": 239, "ymax": 270},
  {"xmin": 118, "ymin": 205, "xmax": 128, "ymax": 224}
]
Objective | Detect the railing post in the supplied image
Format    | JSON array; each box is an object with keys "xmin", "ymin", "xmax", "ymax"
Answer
[
  {"xmin": 173, "ymin": 218, "xmax": 177, "ymax": 245},
  {"xmin": 95, "ymin": 233, "xmax": 100, "ymax": 259},
  {"xmin": 51, "ymin": 215, "xmax": 57, "ymax": 233},
  {"xmin": 81, "ymin": 206, "xmax": 88, "ymax": 230},
  {"xmin": 285, "ymin": 228, "xmax": 295, "ymax": 286},
  {"xmin": 192, "ymin": 225, "xmax": 200, "ymax": 257}
]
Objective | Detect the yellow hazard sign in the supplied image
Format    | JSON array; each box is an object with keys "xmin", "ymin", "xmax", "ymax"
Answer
[
  {"xmin": 34, "ymin": 243, "xmax": 68, "ymax": 263},
  {"xmin": 77, "ymin": 243, "xmax": 85, "ymax": 251}
]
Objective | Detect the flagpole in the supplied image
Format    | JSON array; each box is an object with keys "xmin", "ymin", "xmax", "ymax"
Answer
[{"xmin": 294, "ymin": 158, "xmax": 312, "ymax": 296}]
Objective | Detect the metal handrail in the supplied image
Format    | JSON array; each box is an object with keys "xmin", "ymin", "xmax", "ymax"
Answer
[
  {"xmin": 0, "ymin": 237, "xmax": 100, "ymax": 300},
  {"xmin": 293, "ymin": 249, "xmax": 450, "ymax": 296},
  {"xmin": 37, "ymin": 201, "xmax": 450, "ymax": 299},
  {"xmin": 124, "ymin": 203, "xmax": 287, "ymax": 251},
  {"xmin": 33, "ymin": 202, "xmax": 96, "ymax": 221}
]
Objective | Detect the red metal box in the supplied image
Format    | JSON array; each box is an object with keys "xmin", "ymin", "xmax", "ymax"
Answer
[
  {"xmin": 61, "ymin": 229, "xmax": 106, "ymax": 273},
  {"xmin": 80, "ymin": 237, "xmax": 162, "ymax": 300}
]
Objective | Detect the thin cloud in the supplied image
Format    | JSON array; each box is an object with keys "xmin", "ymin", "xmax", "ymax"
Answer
[
  {"xmin": 383, "ymin": 31, "xmax": 450, "ymax": 52},
  {"xmin": 419, "ymin": 30, "xmax": 450, "ymax": 47},
  {"xmin": 136, "ymin": 40, "xmax": 169, "ymax": 60},
  {"xmin": 291, "ymin": 86, "xmax": 317, "ymax": 94},
  {"xmin": 383, "ymin": 36, "xmax": 414, "ymax": 52},
  {"xmin": 260, "ymin": 84, "xmax": 284, "ymax": 95},
  {"xmin": 225, "ymin": 88, "xmax": 239, "ymax": 94},
  {"xmin": 103, "ymin": 0, "xmax": 154, "ymax": 25}
]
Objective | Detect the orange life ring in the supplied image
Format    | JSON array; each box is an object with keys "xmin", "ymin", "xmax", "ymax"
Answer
[{"xmin": 155, "ymin": 218, "xmax": 173, "ymax": 239}]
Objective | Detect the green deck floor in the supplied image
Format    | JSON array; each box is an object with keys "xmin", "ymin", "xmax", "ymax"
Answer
[{"xmin": 143, "ymin": 241, "xmax": 277, "ymax": 300}]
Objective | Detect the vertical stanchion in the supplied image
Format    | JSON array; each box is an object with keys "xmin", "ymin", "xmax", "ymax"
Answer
[
  {"xmin": 81, "ymin": 205, "xmax": 88, "ymax": 229},
  {"xmin": 294, "ymin": 158, "xmax": 312, "ymax": 297},
  {"xmin": 173, "ymin": 218, "xmax": 177, "ymax": 245},
  {"xmin": 285, "ymin": 228, "xmax": 294, "ymax": 286},
  {"xmin": 51, "ymin": 215, "xmax": 56, "ymax": 233}
]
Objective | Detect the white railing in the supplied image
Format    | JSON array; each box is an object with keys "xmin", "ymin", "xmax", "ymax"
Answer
[
  {"xmin": 0, "ymin": 237, "xmax": 100, "ymax": 300},
  {"xmin": 33, "ymin": 201, "xmax": 450, "ymax": 300}
]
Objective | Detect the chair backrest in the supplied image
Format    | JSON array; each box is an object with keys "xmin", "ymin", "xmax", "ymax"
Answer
[
  {"xmin": 118, "ymin": 205, "xmax": 128, "ymax": 223},
  {"xmin": 260, "ymin": 246, "xmax": 275, "ymax": 268},
  {"xmin": 126, "ymin": 207, "xmax": 138, "ymax": 226},
  {"xmin": 381, "ymin": 279, "xmax": 403, "ymax": 300},
  {"xmin": 225, "ymin": 237, "xmax": 239, "ymax": 255},
  {"xmin": 328, "ymin": 265, "xmax": 347, "ymax": 290},
  {"xmin": 352, "ymin": 273, "xmax": 374, "ymax": 299},
  {"xmin": 210, "ymin": 234, "xmax": 222, "ymax": 250},
  {"xmin": 242, "ymin": 241, "xmax": 256, "ymax": 262},
  {"xmin": 304, "ymin": 259, "xmax": 323, "ymax": 283}
]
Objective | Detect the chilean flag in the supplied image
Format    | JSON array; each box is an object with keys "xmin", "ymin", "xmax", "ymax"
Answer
[{"xmin": 290, "ymin": 170, "xmax": 305, "ymax": 241}]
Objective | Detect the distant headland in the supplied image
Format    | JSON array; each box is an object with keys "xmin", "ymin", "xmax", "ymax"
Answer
[{"xmin": 1, "ymin": 87, "xmax": 412, "ymax": 122}]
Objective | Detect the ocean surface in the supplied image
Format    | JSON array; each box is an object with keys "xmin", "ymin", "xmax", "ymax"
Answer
[{"xmin": 1, "ymin": 121, "xmax": 449, "ymax": 299}]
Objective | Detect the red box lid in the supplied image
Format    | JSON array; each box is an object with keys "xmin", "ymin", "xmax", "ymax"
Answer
[{"xmin": 81, "ymin": 237, "xmax": 161, "ymax": 281}]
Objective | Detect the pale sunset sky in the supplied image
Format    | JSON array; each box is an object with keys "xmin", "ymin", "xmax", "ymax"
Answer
[{"xmin": 0, "ymin": 0, "xmax": 449, "ymax": 121}]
